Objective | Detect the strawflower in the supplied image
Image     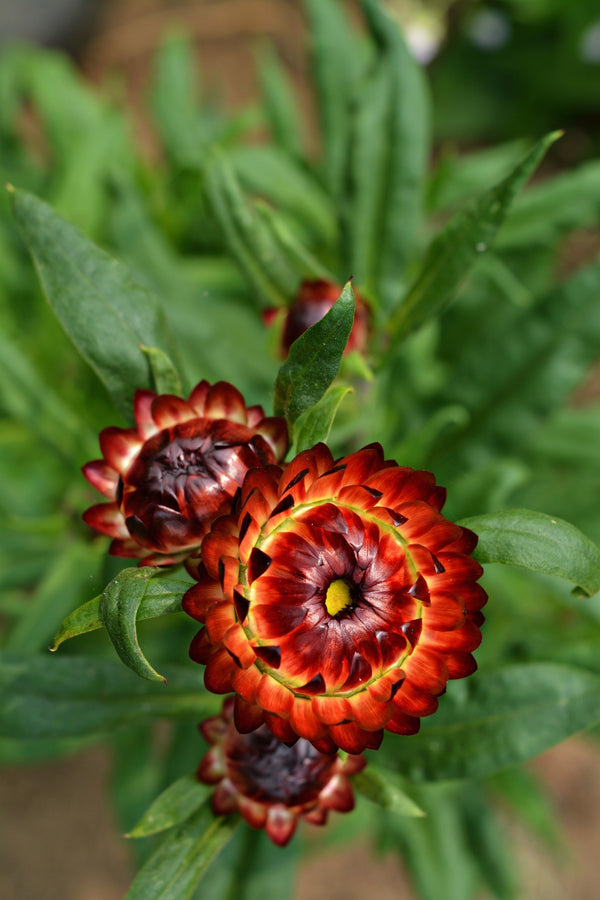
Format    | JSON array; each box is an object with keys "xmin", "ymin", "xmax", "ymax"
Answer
[
  {"xmin": 82, "ymin": 380, "xmax": 287, "ymax": 565},
  {"xmin": 183, "ymin": 443, "xmax": 486, "ymax": 753},
  {"xmin": 197, "ymin": 696, "xmax": 365, "ymax": 846}
]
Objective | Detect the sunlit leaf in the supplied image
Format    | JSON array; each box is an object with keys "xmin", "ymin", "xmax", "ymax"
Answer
[
  {"xmin": 388, "ymin": 131, "xmax": 561, "ymax": 342},
  {"xmin": 461, "ymin": 508, "xmax": 600, "ymax": 597},
  {"xmin": 293, "ymin": 384, "xmax": 353, "ymax": 453},
  {"xmin": 125, "ymin": 803, "xmax": 238, "ymax": 900},
  {"xmin": 51, "ymin": 577, "xmax": 190, "ymax": 650},
  {"xmin": 354, "ymin": 766, "xmax": 425, "ymax": 817},
  {"xmin": 100, "ymin": 567, "xmax": 177, "ymax": 683},
  {"xmin": 128, "ymin": 774, "xmax": 210, "ymax": 838},
  {"xmin": 383, "ymin": 663, "xmax": 600, "ymax": 781}
]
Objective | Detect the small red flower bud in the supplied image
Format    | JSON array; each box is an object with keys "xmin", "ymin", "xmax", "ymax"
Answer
[
  {"xmin": 82, "ymin": 380, "xmax": 287, "ymax": 566},
  {"xmin": 272, "ymin": 279, "xmax": 370, "ymax": 357},
  {"xmin": 197, "ymin": 697, "xmax": 365, "ymax": 846}
]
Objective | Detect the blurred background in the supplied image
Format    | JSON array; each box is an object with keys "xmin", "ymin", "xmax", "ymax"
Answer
[{"xmin": 1, "ymin": 1, "xmax": 600, "ymax": 897}]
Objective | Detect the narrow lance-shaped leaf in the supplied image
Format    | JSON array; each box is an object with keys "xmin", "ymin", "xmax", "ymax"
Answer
[
  {"xmin": 350, "ymin": 0, "xmax": 430, "ymax": 307},
  {"xmin": 353, "ymin": 766, "xmax": 425, "ymax": 817},
  {"xmin": 273, "ymin": 282, "xmax": 354, "ymax": 432},
  {"xmin": 0, "ymin": 333, "xmax": 95, "ymax": 461},
  {"xmin": 150, "ymin": 32, "xmax": 205, "ymax": 166},
  {"xmin": 387, "ymin": 131, "xmax": 561, "ymax": 344},
  {"xmin": 141, "ymin": 344, "xmax": 183, "ymax": 396},
  {"xmin": 127, "ymin": 775, "xmax": 210, "ymax": 838},
  {"xmin": 100, "ymin": 567, "xmax": 175, "ymax": 683},
  {"xmin": 293, "ymin": 384, "xmax": 353, "ymax": 454},
  {"xmin": 460, "ymin": 508, "xmax": 600, "ymax": 597},
  {"xmin": 0, "ymin": 652, "xmax": 217, "ymax": 739},
  {"xmin": 305, "ymin": 0, "xmax": 365, "ymax": 201},
  {"xmin": 203, "ymin": 153, "xmax": 298, "ymax": 309},
  {"xmin": 8, "ymin": 186, "xmax": 180, "ymax": 421},
  {"xmin": 5, "ymin": 540, "xmax": 105, "ymax": 653},
  {"xmin": 256, "ymin": 202, "xmax": 335, "ymax": 282},
  {"xmin": 381, "ymin": 663, "xmax": 600, "ymax": 782},
  {"xmin": 51, "ymin": 576, "xmax": 190, "ymax": 650},
  {"xmin": 256, "ymin": 43, "xmax": 303, "ymax": 159},
  {"xmin": 201, "ymin": 824, "xmax": 299, "ymax": 900},
  {"xmin": 125, "ymin": 803, "xmax": 238, "ymax": 900},
  {"xmin": 231, "ymin": 144, "xmax": 338, "ymax": 246}
]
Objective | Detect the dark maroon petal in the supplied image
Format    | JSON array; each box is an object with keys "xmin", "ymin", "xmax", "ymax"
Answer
[
  {"xmin": 253, "ymin": 645, "xmax": 282, "ymax": 669},
  {"xmin": 247, "ymin": 548, "xmax": 272, "ymax": 584},
  {"xmin": 341, "ymin": 653, "xmax": 372, "ymax": 691}
]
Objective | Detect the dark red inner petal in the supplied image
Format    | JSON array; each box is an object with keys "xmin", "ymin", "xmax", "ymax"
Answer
[{"xmin": 225, "ymin": 726, "xmax": 336, "ymax": 805}]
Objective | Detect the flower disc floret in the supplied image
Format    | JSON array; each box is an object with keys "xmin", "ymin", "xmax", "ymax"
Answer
[
  {"xmin": 82, "ymin": 380, "xmax": 287, "ymax": 565},
  {"xmin": 183, "ymin": 443, "xmax": 486, "ymax": 754},
  {"xmin": 197, "ymin": 697, "xmax": 365, "ymax": 846}
]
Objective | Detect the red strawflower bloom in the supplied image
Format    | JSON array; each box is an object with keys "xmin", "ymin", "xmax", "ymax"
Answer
[
  {"xmin": 266, "ymin": 279, "xmax": 370, "ymax": 357},
  {"xmin": 197, "ymin": 696, "xmax": 365, "ymax": 846},
  {"xmin": 82, "ymin": 381, "xmax": 287, "ymax": 566},
  {"xmin": 183, "ymin": 443, "xmax": 486, "ymax": 754}
]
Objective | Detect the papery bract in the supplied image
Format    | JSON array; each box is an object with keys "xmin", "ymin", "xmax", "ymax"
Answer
[
  {"xmin": 183, "ymin": 443, "xmax": 486, "ymax": 753},
  {"xmin": 197, "ymin": 696, "xmax": 365, "ymax": 846},
  {"xmin": 82, "ymin": 380, "xmax": 287, "ymax": 565}
]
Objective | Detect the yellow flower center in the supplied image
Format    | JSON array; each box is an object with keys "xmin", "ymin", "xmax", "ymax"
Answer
[{"xmin": 325, "ymin": 579, "xmax": 353, "ymax": 617}]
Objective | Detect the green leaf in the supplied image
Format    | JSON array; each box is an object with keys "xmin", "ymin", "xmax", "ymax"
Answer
[
  {"xmin": 141, "ymin": 345, "xmax": 184, "ymax": 395},
  {"xmin": 231, "ymin": 145, "xmax": 338, "ymax": 247},
  {"xmin": 151, "ymin": 32, "xmax": 205, "ymax": 166},
  {"xmin": 273, "ymin": 282, "xmax": 354, "ymax": 431},
  {"xmin": 376, "ymin": 784, "xmax": 478, "ymax": 900},
  {"xmin": 293, "ymin": 384, "xmax": 353, "ymax": 453},
  {"xmin": 100, "ymin": 567, "xmax": 180, "ymax": 683},
  {"xmin": 255, "ymin": 202, "xmax": 335, "ymax": 282},
  {"xmin": 305, "ymin": 0, "xmax": 366, "ymax": 200},
  {"xmin": 51, "ymin": 576, "xmax": 190, "ymax": 650},
  {"xmin": 111, "ymin": 725, "xmax": 163, "ymax": 862},
  {"xmin": 128, "ymin": 775, "xmax": 210, "ymax": 838},
  {"xmin": 0, "ymin": 652, "xmax": 217, "ymax": 739},
  {"xmin": 15, "ymin": 48, "xmax": 135, "ymax": 234},
  {"xmin": 350, "ymin": 0, "xmax": 430, "ymax": 305},
  {"xmin": 125, "ymin": 804, "xmax": 238, "ymax": 900},
  {"xmin": 489, "ymin": 768, "xmax": 563, "ymax": 851},
  {"xmin": 387, "ymin": 131, "xmax": 561, "ymax": 343},
  {"xmin": 256, "ymin": 44, "xmax": 303, "ymax": 159},
  {"xmin": 0, "ymin": 333, "xmax": 95, "ymax": 461},
  {"xmin": 428, "ymin": 140, "xmax": 528, "ymax": 213},
  {"xmin": 382, "ymin": 663, "xmax": 600, "ymax": 782},
  {"xmin": 9, "ymin": 187, "xmax": 179, "ymax": 420},
  {"xmin": 203, "ymin": 153, "xmax": 297, "ymax": 308},
  {"xmin": 5, "ymin": 540, "xmax": 104, "ymax": 653},
  {"xmin": 199, "ymin": 826, "xmax": 299, "ymax": 900},
  {"xmin": 498, "ymin": 159, "xmax": 600, "ymax": 248},
  {"xmin": 431, "ymin": 256, "xmax": 600, "ymax": 475},
  {"xmin": 460, "ymin": 508, "xmax": 600, "ymax": 597},
  {"xmin": 354, "ymin": 766, "xmax": 425, "ymax": 817},
  {"xmin": 460, "ymin": 786, "xmax": 518, "ymax": 900}
]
